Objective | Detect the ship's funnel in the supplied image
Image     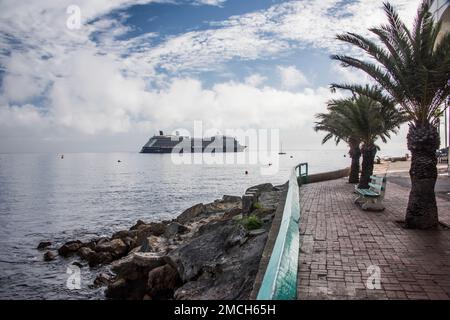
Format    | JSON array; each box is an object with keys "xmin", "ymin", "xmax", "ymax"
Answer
[{"xmin": 159, "ymin": 130, "xmax": 164, "ymax": 136}]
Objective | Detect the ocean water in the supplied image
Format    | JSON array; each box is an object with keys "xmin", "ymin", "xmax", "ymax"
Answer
[{"xmin": 0, "ymin": 150, "xmax": 349, "ymax": 299}]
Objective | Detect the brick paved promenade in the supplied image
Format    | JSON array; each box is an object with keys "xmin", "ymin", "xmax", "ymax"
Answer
[{"xmin": 297, "ymin": 163, "xmax": 450, "ymax": 299}]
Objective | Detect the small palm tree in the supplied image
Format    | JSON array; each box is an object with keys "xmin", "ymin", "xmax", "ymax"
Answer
[
  {"xmin": 314, "ymin": 108, "xmax": 362, "ymax": 184},
  {"xmin": 332, "ymin": 0, "xmax": 450, "ymax": 229},
  {"xmin": 318, "ymin": 92, "xmax": 403, "ymax": 189}
]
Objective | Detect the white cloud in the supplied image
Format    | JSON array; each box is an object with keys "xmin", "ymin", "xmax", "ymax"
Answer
[
  {"xmin": 0, "ymin": 75, "xmax": 333, "ymax": 146},
  {"xmin": 193, "ymin": 0, "xmax": 227, "ymax": 6},
  {"xmin": 277, "ymin": 65, "xmax": 308, "ymax": 89},
  {"xmin": 48, "ymin": 50, "xmax": 152, "ymax": 134},
  {"xmin": 244, "ymin": 74, "xmax": 267, "ymax": 87},
  {"xmin": 0, "ymin": 104, "xmax": 50, "ymax": 138}
]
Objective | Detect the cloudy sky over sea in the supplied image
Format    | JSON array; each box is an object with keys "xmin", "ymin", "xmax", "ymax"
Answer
[{"xmin": 0, "ymin": 0, "xmax": 422, "ymax": 153}]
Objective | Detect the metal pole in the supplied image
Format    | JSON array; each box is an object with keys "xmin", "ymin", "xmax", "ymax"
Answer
[
  {"xmin": 445, "ymin": 106, "xmax": 448, "ymax": 148},
  {"xmin": 445, "ymin": 97, "xmax": 450, "ymax": 176}
]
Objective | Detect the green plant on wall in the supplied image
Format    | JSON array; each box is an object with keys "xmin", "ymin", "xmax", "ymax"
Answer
[{"xmin": 239, "ymin": 215, "xmax": 262, "ymax": 230}]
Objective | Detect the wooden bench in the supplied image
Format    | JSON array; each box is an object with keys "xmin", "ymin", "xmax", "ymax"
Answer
[{"xmin": 354, "ymin": 175, "xmax": 386, "ymax": 211}]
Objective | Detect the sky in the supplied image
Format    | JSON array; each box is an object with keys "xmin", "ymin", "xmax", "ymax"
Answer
[{"xmin": 0, "ymin": 0, "xmax": 424, "ymax": 154}]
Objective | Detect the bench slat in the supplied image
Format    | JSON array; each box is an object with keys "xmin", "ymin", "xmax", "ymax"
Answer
[
  {"xmin": 369, "ymin": 183, "xmax": 382, "ymax": 190},
  {"xmin": 355, "ymin": 188, "xmax": 380, "ymax": 197},
  {"xmin": 370, "ymin": 176, "xmax": 384, "ymax": 183}
]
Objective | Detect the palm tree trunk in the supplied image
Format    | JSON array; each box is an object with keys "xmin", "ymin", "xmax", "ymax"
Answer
[
  {"xmin": 348, "ymin": 139, "xmax": 361, "ymax": 183},
  {"xmin": 405, "ymin": 123, "xmax": 439, "ymax": 229},
  {"xmin": 358, "ymin": 143, "xmax": 376, "ymax": 189}
]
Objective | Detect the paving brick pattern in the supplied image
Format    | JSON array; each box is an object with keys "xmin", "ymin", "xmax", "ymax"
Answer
[{"xmin": 297, "ymin": 178, "xmax": 450, "ymax": 300}]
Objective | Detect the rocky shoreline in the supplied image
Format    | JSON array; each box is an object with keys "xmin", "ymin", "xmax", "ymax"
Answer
[{"xmin": 37, "ymin": 183, "xmax": 283, "ymax": 300}]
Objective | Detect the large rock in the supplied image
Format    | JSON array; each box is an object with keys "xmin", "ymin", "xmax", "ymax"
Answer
[
  {"xmin": 245, "ymin": 183, "xmax": 276, "ymax": 195},
  {"xmin": 129, "ymin": 219, "xmax": 146, "ymax": 231},
  {"xmin": 205, "ymin": 200, "xmax": 241, "ymax": 214},
  {"xmin": 106, "ymin": 252, "xmax": 166, "ymax": 300},
  {"xmin": 222, "ymin": 208, "xmax": 242, "ymax": 220},
  {"xmin": 37, "ymin": 241, "xmax": 52, "ymax": 250},
  {"xmin": 147, "ymin": 264, "xmax": 181, "ymax": 298},
  {"xmin": 121, "ymin": 237, "xmax": 137, "ymax": 251},
  {"xmin": 77, "ymin": 247, "xmax": 95, "ymax": 260},
  {"xmin": 93, "ymin": 273, "xmax": 112, "ymax": 287},
  {"xmin": 167, "ymin": 219, "xmax": 247, "ymax": 282},
  {"xmin": 58, "ymin": 240, "xmax": 82, "ymax": 257},
  {"xmin": 222, "ymin": 195, "xmax": 242, "ymax": 203},
  {"xmin": 43, "ymin": 251, "xmax": 57, "ymax": 261},
  {"xmin": 112, "ymin": 230, "xmax": 137, "ymax": 240},
  {"xmin": 87, "ymin": 252, "xmax": 113, "ymax": 267},
  {"xmin": 204, "ymin": 195, "xmax": 242, "ymax": 214},
  {"xmin": 110, "ymin": 252, "xmax": 165, "ymax": 280},
  {"xmin": 258, "ymin": 190, "xmax": 282, "ymax": 210},
  {"xmin": 95, "ymin": 239, "xmax": 128, "ymax": 257},
  {"xmin": 172, "ymin": 225, "xmax": 268, "ymax": 300},
  {"xmin": 133, "ymin": 252, "xmax": 166, "ymax": 268},
  {"xmin": 224, "ymin": 224, "xmax": 248, "ymax": 250},
  {"xmin": 136, "ymin": 223, "xmax": 167, "ymax": 246},
  {"xmin": 176, "ymin": 203, "xmax": 207, "ymax": 224},
  {"xmin": 163, "ymin": 222, "xmax": 189, "ymax": 238},
  {"xmin": 105, "ymin": 278, "xmax": 128, "ymax": 299},
  {"xmin": 252, "ymin": 207, "xmax": 276, "ymax": 218},
  {"xmin": 74, "ymin": 243, "xmax": 113, "ymax": 267},
  {"xmin": 141, "ymin": 235, "xmax": 167, "ymax": 253},
  {"xmin": 111, "ymin": 254, "xmax": 135, "ymax": 277}
]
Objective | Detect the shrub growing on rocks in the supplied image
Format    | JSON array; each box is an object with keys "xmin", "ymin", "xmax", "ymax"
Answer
[{"xmin": 239, "ymin": 215, "xmax": 262, "ymax": 230}]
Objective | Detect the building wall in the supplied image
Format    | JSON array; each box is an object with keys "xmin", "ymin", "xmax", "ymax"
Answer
[
  {"xmin": 435, "ymin": 1, "xmax": 450, "ymax": 44},
  {"xmin": 433, "ymin": 1, "xmax": 450, "ymax": 149}
]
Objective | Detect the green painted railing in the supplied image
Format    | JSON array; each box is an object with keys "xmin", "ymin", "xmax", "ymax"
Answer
[
  {"xmin": 256, "ymin": 165, "xmax": 301, "ymax": 300},
  {"xmin": 295, "ymin": 162, "xmax": 308, "ymax": 185}
]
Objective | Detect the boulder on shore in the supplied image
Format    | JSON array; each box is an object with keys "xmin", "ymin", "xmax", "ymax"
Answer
[
  {"xmin": 136, "ymin": 222, "xmax": 167, "ymax": 246},
  {"xmin": 78, "ymin": 247, "xmax": 94, "ymax": 260},
  {"xmin": 58, "ymin": 240, "xmax": 82, "ymax": 257},
  {"xmin": 37, "ymin": 241, "xmax": 52, "ymax": 250},
  {"xmin": 43, "ymin": 251, "xmax": 57, "ymax": 261},
  {"xmin": 88, "ymin": 252, "xmax": 114, "ymax": 267},
  {"xmin": 245, "ymin": 183, "xmax": 276, "ymax": 195},
  {"xmin": 93, "ymin": 273, "xmax": 112, "ymax": 287},
  {"xmin": 129, "ymin": 219, "xmax": 146, "ymax": 231},
  {"xmin": 163, "ymin": 222, "xmax": 189, "ymax": 238},
  {"xmin": 95, "ymin": 239, "xmax": 128, "ymax": 258},
  {"xmin": 111, "ymin": 230, "xmax": 137, "ymax": 240},
  {"xmin": 147, "ymin": 264, "xmax": 181, "ymax": 298},
  {"xmin": 176, "ymin": 203, "xmax": 207, "ymax": 224},
  {"xmin": 140, "ymin": 235, "xmax": 167, "ymax": 253},
  {"xmin": 106, "ymin": 252, "xmax": 167, "ymax": 299},
  {"xmin": 168, "ymin": 218, "xmax": 269, "ymax": 300},
  {"xmin": 222, "ymin": 208, "xmax": 242, "ymax": 220},
  {"xmin": 222, "ymin": 195, "xmax": 242, "ymax": 203},
  {"xmin": 167, "ymin": 219, "xmax": 251, "ymax": 283}
]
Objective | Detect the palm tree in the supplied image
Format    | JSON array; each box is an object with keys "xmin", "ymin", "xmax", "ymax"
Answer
[
  {"xmin": 330, "ymin": 85, "xmax": 409, "ymax": 187},
  {"xmin": 314, "ymin": 108, "xmax": 362, "ymax": 184},
  {"xmin": 317, "ymin": 92, "xmax": 403, "ymax": 189},
  {"xmin": 332, "ymin": 0, "xmax": 450, "ymax": 229}
]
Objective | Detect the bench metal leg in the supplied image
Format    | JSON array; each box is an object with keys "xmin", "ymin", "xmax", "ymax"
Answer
[
  {"xmin": 361, "ymin": 198, "xmax": 385, "ymax": 211},
  {"xmin": 354, "ymin": 195, "xmax": 366, "ymax": 205}
]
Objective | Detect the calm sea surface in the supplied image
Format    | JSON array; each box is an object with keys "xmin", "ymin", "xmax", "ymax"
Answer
[{"xmin": 0, "ymin": 150, "xmax": 349, "ymax": 299}]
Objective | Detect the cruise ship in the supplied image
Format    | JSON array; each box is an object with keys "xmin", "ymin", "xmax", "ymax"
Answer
[{"xmin": 140, "ymin": 131, "xmax": 246, "ymax": 153}]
